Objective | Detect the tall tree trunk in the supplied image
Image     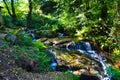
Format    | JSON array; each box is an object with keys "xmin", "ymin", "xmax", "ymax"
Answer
[
  {"xmin": 85, "ymin": 0, "xmax": 89, "ymax": 11},
  {"xmin": 100, "ymin": 0, "xmax": 108, "ymax": 21},
  {"xmin": 74, "ymin": 0, "xmax": 82, "ymax": 8},
  {"xmin": 3, "ymin": 0, "xmax": 17, "ymax": 24},
  {"xmin": 11, "ymin": 0, "xmax": 17, "ymax": 23},
  {"xmin": 27, "ymin": 0, "xmax": 33, "ymax": 28},
  {"xmin": 3, "ymin": 0, "xmax": 12, "ymax": 16},
  {"xmin": 117, "ymin": 0, "xmax": 120, "ymax": 15}
]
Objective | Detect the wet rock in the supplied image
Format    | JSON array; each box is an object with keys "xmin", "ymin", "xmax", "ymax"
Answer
[
  {"xmin": 114, "ymin": 60, "xmax": 120, "ymax": 69},
  {"xmin": 4, "ymin": 33, "xmax": 16, "ymax": 46},
  {"xmin": 57, "ymin": 65, "xmax": 70, "ymax": 72},
  {"xmin": 47, "ymin": 47, "xmax": 102, "ymax": 76},
  {"xmin": 35, "ymin": 30, "xmax": 57, "ymax": 38},
  {"xmin": 16, "ymin": 57, "xmax": 38, "ymax": 73},
  {"xmin": 73, "ymin": 69, "xmax": 86, "ymax": 75},
  {"xmin": 80, "ymin": 73, "xmax": 100, "ymax": 80}
]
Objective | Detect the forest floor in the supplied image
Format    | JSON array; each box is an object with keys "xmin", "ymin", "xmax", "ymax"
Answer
[{"xmin": 0, "ymin": 39, "xmax": 78, "ymax": 80}]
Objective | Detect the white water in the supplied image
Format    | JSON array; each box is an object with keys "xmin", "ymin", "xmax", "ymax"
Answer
[
  {"xmin": 83, "ymin": 41, "xmax": 92, "ymax": 51},
  {"xmin": 28, "ymin": 31, "xmax": 111, "ymax": 78},
  {"xmin": 50, "ymin": 58, "xmax": 58, "ymax": 71},
  {"xmin": 28, "ymin": 30, "xmax": 36, "ymax": 41},
  {"xmin": 58, "ymin": 33, "xmax": 64, "ymax": 38},
  {"xmin": 67, "ymin": 41, "xmax": 111, "ymax": 80}
]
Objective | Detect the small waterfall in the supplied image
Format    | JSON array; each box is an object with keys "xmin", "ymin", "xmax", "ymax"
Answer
[
  {"xmin": 28, "ymin": 30, "xmax": 36, "ymax": 41},
  {"xmin": 81, "ymin": 41, "xmax": 92, "ymax": 51},
  {"xmin": 67, "ymin": 41, "xmax": 112, "ymax": 80},
  {"xmin": 47, "ymin": 48, "xmax": 58, "ymax": 71},
  {"xmin": 58, "ymin": 32, "xmax": 64, "ymax": 38},
  {"xmin": 66, "ymin": 41, "xmax": 75, "ymax": 51},
  {"xmin": 50, "ymin": 58, "xmax": 58, "ymax": 71}
]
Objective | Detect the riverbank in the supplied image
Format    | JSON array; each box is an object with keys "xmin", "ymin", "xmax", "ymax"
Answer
[{"xmin": 0, "ymin": 38, "xmax": 80, "ymax": 80}]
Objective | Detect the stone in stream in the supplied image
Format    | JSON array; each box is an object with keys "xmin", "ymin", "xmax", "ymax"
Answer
[
  {"xmin": 66, "ymin": 41, "xmax": 88, "ymax": 51},
  {"xmin": 4, "ymin": 33, "xmax": 17, "ymax": 45}
]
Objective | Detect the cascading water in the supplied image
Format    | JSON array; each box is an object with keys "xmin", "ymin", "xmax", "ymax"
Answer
[
  {"xmin": 58, "ymin": 32, "xmax": 64, "ymax": 38},
  {"xmin": 26, "ymin": 29, "xmax": 111, "ymax": 80},
  {"xmin": 50, "ymin": 58, "xmax": 58, "ymax": 71},
  {"xmin": 66, "ymin": 41, "xmax": 112, "ymax": 80},
  {"xmin": 28, "ymin": 30, "xmax": 36, "ymax": 41}
]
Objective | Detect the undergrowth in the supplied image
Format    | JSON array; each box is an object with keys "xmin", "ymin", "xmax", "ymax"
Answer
[
  {"xmin": 12, "ymin": 35, "xmax": 51, "ymax": 72},
  {"xmin": 107, "ymin": 66, "xmax": 120, "ymax": 80}
]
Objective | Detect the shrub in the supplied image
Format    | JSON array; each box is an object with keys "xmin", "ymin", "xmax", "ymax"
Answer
[
  {"xmin": 107, "ymin": 66, "xmax": 120, "ymax": 80},
  {"xmin": 13, "ymin": 36, "xmax": 51, "ymax": 72},
  {"xmin": 17, "ymin": 34, "xmax": 33, "ymax": 46}
]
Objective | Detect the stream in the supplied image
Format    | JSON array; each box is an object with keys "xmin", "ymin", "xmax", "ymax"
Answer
[{"xmin": 28, "ymin": 31, "xmax": 112, "ymax": 80}]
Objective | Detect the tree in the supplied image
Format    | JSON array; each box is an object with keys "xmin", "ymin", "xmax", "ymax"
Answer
[
  {"xmin": 117, "ymin": 0, "xmax": 120, "ymax": 15},
  {"xmin": 100, "ymin": 0, "xmax": 108, "ymax": 21},
  {"xmin": 3, "ymin": 0, "xmax": 17, "ymax": 24},
  {"xmin": 11, "ymin": 0, "xmax": 17, "ymax": 23},
  {"xmin": 26, "ymin": 0, "xmax": 33, "ymax": 28}
]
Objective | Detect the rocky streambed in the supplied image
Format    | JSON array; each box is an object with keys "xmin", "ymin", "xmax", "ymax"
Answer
[
  {"xmin": 0, "ymin": 31, "xmax": 114, "ymax": 80},
  {"xmin": 38, "ymin": 37, "xmax": 113, "ymax": 80}
]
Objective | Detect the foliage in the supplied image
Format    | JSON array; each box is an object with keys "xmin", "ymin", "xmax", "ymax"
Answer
[
  {"xmin": 54, "ymin": 71, "xmax": 80, "ymax": 80},
  {"xmin": 1, "ymin": 0, "xmax": 27, "ymax": 26},
  {"xmin": 108, "ymin": 26, "xmax": 120, "ymax": 60},
  {"xmin": 33, "ymin": 40, "xmax": 47, "ymax": 49},
  {"xmin": 112, "ymin": 48, "xmax": 120, "ymax": 61},
  {"xmin": 107, "ymin": 66, "xmax": 120, "ymax": 80},
  {"xmin": 17, "ymin": 35, "xmax": 33, "ymax": 46},
  {"xmin": 13, "ymin": 29, "xmax": 33, "ymax": 46},
  {"xmin": 13, "ymin": 35, "xmax": 50, "ymax": 72},
  {"xmin": 0, "ymin": 41, "xmax": 10, "ymax": 49},
  {"xmin": 0, "ymin": 25, "xmax": 5, "ymax": 31},
  {"xmin": 65, "ymin": 71, "xmax": 80, "ymax": 80},
  {"xmin": 27, "ymin": 48, "xmax": 50, "ymax": 71},
  {"xmin": 55, "ymin": 77, "xmax": 61, "ymax": 80}
]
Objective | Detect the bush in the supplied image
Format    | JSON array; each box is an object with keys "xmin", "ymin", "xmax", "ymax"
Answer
[
  {"xmin": 54, "ymin": 71, "xmax": 80, "ymax": 80},
  {"xmin": 13, "ymin": 44, "xmax": 50, "ymax": 72},
  {"xmin": 65, "ymin": 71, "xmax": 80, "ymax": 80},
  {"xmin": 17, "ymin": 34, "xmax": 33, "ymax": 46},
  {"xmin": 13, "ymin": 35, "xmax": 51, "ymax": 72},
  {"xmin": 107, "ymin": 66, "xmax": 120, "ymax": 80}
]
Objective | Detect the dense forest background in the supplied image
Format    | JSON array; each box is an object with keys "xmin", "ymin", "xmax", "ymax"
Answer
[
  {"xmin": 1, "ymin": 0, "xmax": 119, "ymax": 51},
  {"xmin": 0, "ymin": 0, "xmax": 120, "ymax": 80}
]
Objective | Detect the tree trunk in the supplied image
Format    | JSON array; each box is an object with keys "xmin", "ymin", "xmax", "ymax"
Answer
[
  {"xmin": 100, "ymin": 0, "xmax": 108, "ymax": 21},
  {"xmin": 11, "ymin": 0, "xmax": 17, "ymax": 23},
  {"xmin": 3, "ymin": 0, "xmax": 17, "ymax": 24},
  {"xmin": 74, "ymin": 0, "xmax": 82, "ymax": 8},
  {"xmin": 85, "ymin": 0, "xmax": 89, "ymax": 11},
  {"xmin": 27, "ymin": 0, "xmax": 33, "ymax": 28},
  {"xmin": 3, "ymin": 0, "xmax": 12, "ymax": 16},
  {"xmin": 117, "ymin": 0, "xmax": 120, "ymax": 15}
]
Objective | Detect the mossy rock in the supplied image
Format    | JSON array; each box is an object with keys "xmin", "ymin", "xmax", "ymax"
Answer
[
  {"xmin": 35, "ymin": 30, "xmax": 57, "ymax": 38},
  {"xmin": 0, "ymin": 25, "xmax": 5, "ymax": 32}
]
